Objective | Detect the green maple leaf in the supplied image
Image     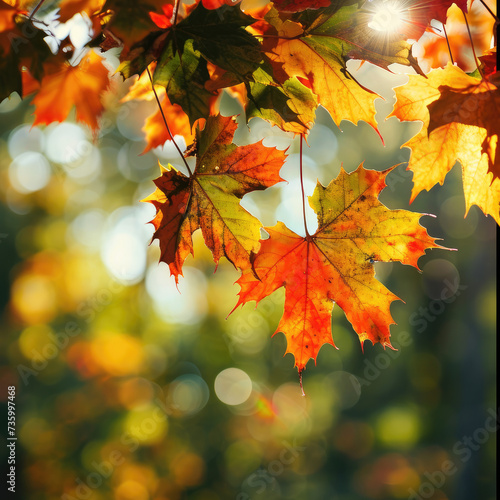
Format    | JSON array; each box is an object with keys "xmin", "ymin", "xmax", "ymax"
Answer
[{"xmin": 175, "ymin": 3, "xmax": 262, "ymax": 84}]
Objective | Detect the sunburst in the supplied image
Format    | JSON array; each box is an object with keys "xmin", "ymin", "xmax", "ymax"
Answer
[
  {"xmin": 363, "ymin": 0, "xmax": 440, "ymax": 41},
  {"xmin": 368, "ymin": 0, "xmax": 407, "ymax": 34}
]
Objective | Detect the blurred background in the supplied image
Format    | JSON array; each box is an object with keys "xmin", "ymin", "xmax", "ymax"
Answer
[{"xmin": 0, "ymin": 2, "xmax": 497, "ymax": 499}]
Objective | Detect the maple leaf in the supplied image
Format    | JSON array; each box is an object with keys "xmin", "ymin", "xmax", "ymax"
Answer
[
  {"xmin": 118, "ymin": 3, "xmax": 262, "ymax": 82},
  {"xmin": 479, "ymin": 48, "xmax": 496, "ymax": 78},
  {"xmin": 390, "ymin": 63, "xmax": 500, "ymax": 224},
  {"xmin": 204, "ymin": 46, "xmax": 317, "ymax": 134},
  {"xmin": 57, "ymin": 0, "xmax": 106, "ymax": 22},
  {"xmin": 121, "ymin": 62, "xmax": 218, "ymax": 153},
  {"xmin": 233, "ymin": 166, "xmax": 443, "ymax": 372},
  {"xmin": 418, "ymin": 3, "xmax": 493, "ymax": 73},
  {"xmin": 1, "ymin": 1, "xmax": 52, "ymax": 100},
  {"xmin": 246, "ymin": 67, "xmax": 318, "ymax": 134},
  {"xmin": 153, "ymin": 38, "xmax": 214, "ymax": 126},
  {"xmin": 101, "ymin": 0, "xmax": 174, "ymax": 55},
  {"xmin": 120, "ymin": 62, "xmax": 160, "ymax": 102},
  {"xmin": 263, "ymin": 3, "xmax": 422, "ymax": 132},
  {"xmin": 376, "ymin": 0, "xmax": 468, "ymax": 41},
  {"xmin": 418, "ymin": 27, "xmax": 471, "ymax": 71},
  {"xmin": 428, "ymin": 79, "xmax": 500, "ymax": 179},
  {"xmin": 143, "ymin": 114, "xmax": 286, "ymax": 282},
  {"xmin": 173, "ymin": 3, "xmax": 263, "ymax": 85},
  {"xmin": 119, "ymin": 3, "xmax": 262, "ymax": 126},
  {"xmin": 119, "ymin": 2, "xmax": 316, "ymax": 130},
  {"xmin": 272, "ymin": 0, "xmax": 330, "ymax": 14},
  {"xmin": 121, "ymin": 63, "xmax": 197, "ymax": 152},
  {"xmin": 120, "ymin": 32, "xmax": 213, "ymax": 128},
  {"xmin": 0, "ymin": 0, "xmax": 17, "ymax": 35},
  {"xmin": 201, "ymin": 0, "xmax": 242, "ymax": 9},
  {"xmin": 426, "ymin": 0, "xmax": 467, "ymax": 23},
  {"xmin": 0, "ymin": 50, "xmax": 21, "ymax": 101},
  {"xmin": 149, "ymin": 3, "xmax": 174, "ymax": 29},
  {"xmin": 31, "ymin": 50, "xmax": 110, "ymax": 133}
]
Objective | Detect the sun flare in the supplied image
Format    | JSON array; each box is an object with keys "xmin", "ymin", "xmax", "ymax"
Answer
[{"xmin": 368, "ymin": 0, "xmax": 406, "ymax": 34}]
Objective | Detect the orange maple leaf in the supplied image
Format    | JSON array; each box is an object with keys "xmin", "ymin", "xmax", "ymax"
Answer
[
  {"xmin": 0, "ymin": 0, "xmax": 25, "ymax": 53},
  {"xmin": 143, "ymin": 94, "xmax": 195, "ymax": 153},
  {"xmin": 233, "ymin": 166, "xmax": 444, "ymax": 372},
  {"xmin": 419, "ymin": 29, "xmax": 471, "ymax": 71},
  {"xmin": 57, "ymin": 0, "xmax": 106, "ymax": 22},
  {"xmin": 149, "ymin": 3, "xmax": 174, "ymax": 29},
  {"xmin": 122, "ymin": 64, "xmax": 207, "ymax": 153},
  {"xmin": 390, "ymin": 63, "xmax": 500, "ymax": 224},
  {"xmin": 418, "ymin": 3, "xmax": 494, "ymax": 72},
  {"xmin": 1, "ymin": 0, "xmax": 36, "ymax": 8},
  {"xmin": 0, "ymin": 0, "xmax": 17, "ymax": 31},
  {"xmin": 31, "ymin": 51, "xmax": 110, "ymax": 133},
  {"xmin": 143, "ymin": 114, "xmax": 286, "ymax": 282}
]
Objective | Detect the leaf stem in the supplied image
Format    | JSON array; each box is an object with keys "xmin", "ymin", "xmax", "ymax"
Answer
[
  {"xmin": 479, "ymin": 0, "xmax": 499, "ymax": 22},
  {"xmin": 173, "ymin": 0, "xmax": 181, "ymax": 27},
  {"xmin": 171, "ymin": 0, "xmax": 184, "ymax": 72},
  {"xmin": 254, "ymin": 34, "xmax": 303, "ymax": 40},
  {"xmin": 146, "ymin": 66, "xmax": 193, "ymax": 176},
  {"xmin": 29, "ymin": 0, "xmax": 46, "ymax": 19},
  {"xmin": 497, "ymin": 14, "xmax": 500, "ymax": 70},
  {"xmin": 299, "ymin": 134, "xmax": 310, "ymax": 238},
  {"xmin": 299, "ymin": 369, "xmax": 306, "ymax": 396},
  {"xmin": 463, "ymin": 11, "xmax": 484, "ymax": 79},
  {"xmin": 442, "ymin": 24, "xmax": 454, "ymax": 65}
]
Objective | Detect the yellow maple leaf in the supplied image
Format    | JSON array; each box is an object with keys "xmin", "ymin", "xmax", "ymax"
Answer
[
  {"xmin": 390, "ymin": 63, "xmax": 500, "ymax": 224},
  {"xmin": 263, "ymin": 3, "xmax": 421, "ymax": 132}
]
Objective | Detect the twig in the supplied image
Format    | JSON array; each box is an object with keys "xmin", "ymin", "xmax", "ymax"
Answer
[
  {"xmin": 463, "ymin": 11, "xmax": 484, "ymax": 78},
  {"xmin": 299, "ymin": 370, "xmax": 306, "ymax": 396},
  {"xmin": 479, "ymin": 0, "xmax": 499, "ymax": 22},
  {"xmin": 29, "ymin": 0, "xmax": 46, "ymax": 20},
  {"xmin": 442, "ymin": 24, "xmax": 455, "ymax": 65},
  {"xmin": 173, "ymin": 0, "xmax": 181, "ymax": 27},
  {"xmin": 146, "ymin": 66, "xmax": 193, "ymax": 176},
  {"xmin": 299, "ymin": 134, "xmax": 310, "ymax": 238}
]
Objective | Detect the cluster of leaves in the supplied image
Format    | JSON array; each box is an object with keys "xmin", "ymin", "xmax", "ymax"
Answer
[{"xmin": 0, "ymin": 0, "xmax": 497, "ymax": 374}]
